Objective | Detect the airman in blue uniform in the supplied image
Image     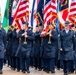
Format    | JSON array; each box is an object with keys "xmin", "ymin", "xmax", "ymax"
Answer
[
  {"xmin": 16, "ymin": 22, "xmax": 34, "ymax": 73},
  {"xmin": 12, "ymin": 28, "xmax": 20, "ymax": 71},
  {"xmin": 0, "ymin": 22, "xmax": 6, "ymax": 74},
  {"xmin": 42, "ymin": 23, "xmax": 58, "ymax": 73},
  {"xmin": 33, "ymin": 25, "xmax": 42, "ymax": 70},
  {"xmin": 6, "ymin": 26, "xmax": 15, "ymax": 70},
  {"xmin": 59, "ymin": 21, "xmax": 74, "ymax": 75},
  {"xmin": 73, "ymin": 26, "xmax": 76, "ymax": 73}
]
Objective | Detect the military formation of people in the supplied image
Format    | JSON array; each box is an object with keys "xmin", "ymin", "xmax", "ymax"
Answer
[{"xmin": 0, "ymin": 21, "xmax": 76, "ymax": 75}]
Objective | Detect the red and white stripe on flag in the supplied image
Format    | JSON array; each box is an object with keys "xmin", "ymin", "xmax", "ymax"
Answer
[
  {"xmin": 44, "ymin": 0, "xmax": 57, "ymax": 32},
  {"xmin": 12, "ymin": 0, "xmax": 29, "ymax": 30},
  {"xmin": 68, "ymin": 0, "xmax": 76, "ymax": 25},
  {"xmin": 41, "ymin": 0, "xmax": 57, "ymax": 36}
]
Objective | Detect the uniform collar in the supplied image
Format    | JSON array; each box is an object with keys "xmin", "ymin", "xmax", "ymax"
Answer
[{"xmin": 65, "ymin": 29, "xmax": 69, "ymax": 33}]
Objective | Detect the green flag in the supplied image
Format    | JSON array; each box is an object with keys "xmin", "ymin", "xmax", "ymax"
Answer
[
  {"xmin": 2, "ymin": 0, "xmax": 9, "ymax": 32},
  {"xmin": 2, "ymin": 0, "xmax": 9, "ymax": 28}
]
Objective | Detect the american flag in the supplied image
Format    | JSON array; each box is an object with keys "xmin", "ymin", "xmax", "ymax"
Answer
[
  {"xmin": 68, "ymin": 0, "xmax": 76, "ymax": 25},
  {"xmin": 44, "ymin": 0, "xmax": 57, "ymax": 32},
  {"xmin": 12, "ymin": 0, "xmax": 29, "ymax": 30},
  {"xmin": 12, "ymin": 0, "xmax": 19, "ymax": 17},
  {"xmin": 58, "ymin": 0, "xmax": 69, "ymax": 30}
]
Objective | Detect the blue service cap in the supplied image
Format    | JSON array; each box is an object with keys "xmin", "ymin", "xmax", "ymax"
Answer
[{"xmin": 65, "ymin": 21, "xmax": 70, "ymax": 26}]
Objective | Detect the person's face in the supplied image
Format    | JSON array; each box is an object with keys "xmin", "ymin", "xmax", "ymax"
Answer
[
  {"xmin": 49, "ymin": 24, "xmax": 54, "ymax": 30},
  {"xmin": 39, "ymin": 26, "xmax": 43, "ymax": 31},
  {"xmin": 36, "ymin": 27, "xmax": 39, "ymax": 32},
  {"xmin": 22, "ymin": 24, "xmax": 27, "ymax": 30},
  {"xmin": 65, "ymin": 25, "xmax": 69, "ymax": 30},
  {"xmin": 74, "ymin": 27, "xmax": 76, "ymax": 32}
]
